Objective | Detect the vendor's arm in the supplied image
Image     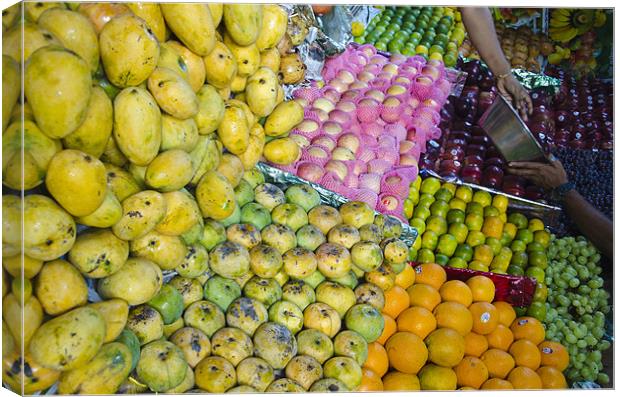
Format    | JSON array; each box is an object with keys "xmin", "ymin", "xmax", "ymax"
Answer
[
  {"xmin": 508, "ymin": 158, "xmax": 613, "ymax": 259},
  {"xmin": 460, "ymin": 7, "xmax": 533, "ymax": 120}
]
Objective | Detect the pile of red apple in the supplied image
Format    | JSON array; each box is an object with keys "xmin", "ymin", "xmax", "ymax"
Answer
[
  {"xmin": 273, "ymin": 45, "xmax": 453, "ymax": 220},
  {"xmin": 418, "ymin": 60, "xmax": 545, "ymax": 200},
  {"xmin": 541, "ymin": 66, "xmax": 613, "ymax": 150}
]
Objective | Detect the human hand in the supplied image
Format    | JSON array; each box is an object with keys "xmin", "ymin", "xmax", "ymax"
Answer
[
  {"xmin": 508, "ymin": 155, "xmax": 569, "ymax": 190},
  {"xmin": 497, "ymin": 74, "xmax": 534, "ymax": 121}
]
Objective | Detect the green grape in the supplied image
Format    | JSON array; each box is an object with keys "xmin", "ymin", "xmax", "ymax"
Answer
[
  {"xmin": 567, "ymin": 368, "xmax": 580, "ymax": 380},
  {"xmin": 585, "ymin": 335, "xmax": 597, "ymax": 346},
  {"xmin": 597, "ymin": 373, "xmax": 610, "ymax": 384},
  {"xmin": 573, "ymin": 328, "xmax": 586, "ymax": 339},
  {"xmin": 565, "ymin": 333, "xmax": 577, "ymax": 344},
  {"xmin": 573, "ymin": 361, "xmax": 583, "ymax": 370},
  {"xmin": 599, "ymin": 340, "xmax": 611, "ymax": 350},
  {"xmin": 569, "ymin": 278, "xmax": 580, "ymax": 288},
  {"xmin": 576, "ymin": 339, "xmax": 587, "ymax": 348}
]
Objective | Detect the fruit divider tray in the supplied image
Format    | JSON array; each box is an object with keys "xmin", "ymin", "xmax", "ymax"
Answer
[
  {"xmin": 410, "ymin": 262, "xmax": 538, "ymax": 307},
  {"xmin": 257, "ymin": 162, "xmax": 418, "ymax": 246},
  {"xmin": 419, "ymin": 168, "xmax": 563, "ymax": 231}
]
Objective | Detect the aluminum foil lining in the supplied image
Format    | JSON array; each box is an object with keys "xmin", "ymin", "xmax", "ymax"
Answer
[
  {"xmin": 257, "ymin": 162, "xmax": 418, "ymax": 246},
  {"xmin": 512, "ymin": 68, "xmax": 561, "ymax": 94}
]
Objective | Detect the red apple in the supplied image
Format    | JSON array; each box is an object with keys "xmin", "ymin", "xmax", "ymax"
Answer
[
  {"xmin": 460, "ymin": 165, "xmax": 482, "ymax": 184},
  {"xmin": 463, "ymin": 154, "xmax": 484, "ymax": 167},
  {"xmin": 297, "ymin": 162, "xmax": 325, "ymax": 182}
]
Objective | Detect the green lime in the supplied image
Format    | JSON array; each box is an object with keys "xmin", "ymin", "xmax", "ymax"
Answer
[
  {"xmin": 526, "ymin": 302, "xmax": 547, "ymax": 322},
  {"xmin": 510, "ymin": 251, "xmax": 528, "ymax": 268},
  {"xmin": 435, "ymin": 254, "xmax": 450, "ymax": 266},
  {"xmin": 514, "ymin": 306, "xmax": 528, "ymax": 317},
  {"xmin": 507, "ymin": 265, "xmax": 525, "ymax": 276},
  {"xmin": 525, "ymin": 266, "xmax": 546, "ymax": 283},
  {"xmin": 446, "ymin": 209, "xmax": 465, "ymax": 224},
  {"xmin": 448, "ymin": 257, "xmax": 468, "ymax": 269},
  {"xmin": 454, "ymin": 243, "xmax": 473, "ymax": 261},
  {"xmin": 417, "ymin": 248, "xmax": 435, "ymax": 264}
]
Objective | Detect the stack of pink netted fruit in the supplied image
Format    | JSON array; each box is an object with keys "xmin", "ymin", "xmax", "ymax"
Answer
[{"xmin": 271, "ymin": 45, "xmax": 452, "ymax": 221}]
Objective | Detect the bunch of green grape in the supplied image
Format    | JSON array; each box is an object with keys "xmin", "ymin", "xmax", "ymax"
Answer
[{"xmin": 544, "ymin": 235, "xmax": 611, "ymax": 385}]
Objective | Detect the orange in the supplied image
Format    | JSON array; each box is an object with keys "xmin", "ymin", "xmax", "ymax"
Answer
[
  {"xmin": 509, "ymin": 339, "xmax": 541, "ymax": 370},
  {"xmin": 507, "ymin": 366, "xmax": 542, "ymax": 389},
  {"xmin": 510, "ymin": 317, "xmax": 545, "ymax": 345},
  {"xmin": 473, "ymin": 244, "xmax": 494, "ymax": 266},
  {"xmin": 486, "ymin": 324, "xmax": 514, "ymax": 351},
  {"xmin": 382, "ymin": 286, "xmax": 410, "ymax": 318},
  {"xmin": 466, "ymin": 276, "xmax": 495, "ymax": 303},
  {"xmin": 418, "ymin": 364, "xmax": 457, "ymax": 390},
  {"xmin": 469, "ymin": 302, "xmax": 499, "ymax": 335},
  {"xmin": 376, "ymin": 313, "xmax": 396, "ymax": 345},
  {"xmin": 364, "ymin": 342, "xmax": 389, "ymax": 377},
  {"xmin": 397, "ymin": 306, "xmax": 437, "ymax": 340},
  {"xmin": 538, "ymin": 341, "xmax": 569, "ymax": 371},
  {"xmin": 433, "ymin": 301, "xmax": 473, "ymax": 336},
  {"xmin": 394, "ymin": 264, "xmax": 415, "ymax": 289},
  {"xmin": 382, "ymin": 371, "xmax": 421, "ymax": 391},
  {"xmin": 481, "ymin": 378, "xmax": 514, "ymax": 389},
  {"xmin": 464, "ymin": 332, "xmax": 488, "ymax": 358},
  {"xmin": 454, "ymin": 356, "xmax": 489, "ymax": 389},
  {"xmin": 425, "ymin": 328, "xmax": 465, "ymax": 367},
  {"xmin": 413, "ymin": 263, "xmax": 446, "ymax": 290},
  {"xmin": 358, "ymin": 368, "xmax": 384, "ymax": 391},
  {"xmin": 493, "ymin": 301, "xmax": 517, "ymax": 327},
  {"xmin": 385, "ymin": 332, "xmax": 428, "ymax": 375},
  {"xmin": 481, "ymin": 349, "xmax": 515, "ymax": 379},
  {"xmin": 482, "ymin": 216, "xmax": 503, "ymax": 239},
  {"xmin": 407, "ymin": 283, "xmax": 441, "ymax": 311},
  {"xmin": 536, "ymin": 366, "xmax": 568, "ymax": 389},
  {"xmin": 439, "ymin": 280, "xmax": 472, "ymax": 307}
]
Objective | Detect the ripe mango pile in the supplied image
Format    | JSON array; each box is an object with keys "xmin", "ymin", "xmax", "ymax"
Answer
[
  {"xmin": 2, "ymin": 2, "xmax": 306, "ymax": 197},
  {"xmin": 1, "ymin": 3, "xmax": 412, "ymax": 394}
]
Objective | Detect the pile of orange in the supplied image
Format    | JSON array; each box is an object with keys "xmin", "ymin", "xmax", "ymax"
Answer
[{"xmin": 359, "ymin": 263, "xmax": 569, "ymax": 391}]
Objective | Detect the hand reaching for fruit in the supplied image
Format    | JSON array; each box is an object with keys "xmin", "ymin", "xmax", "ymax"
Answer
[
  {"xmin": 508, "ymin": 155, "xmax": 568, "ymax": 190},
  {"xmin": 497, "ymin": 74, "xmax": 533, "ymax": 121}
]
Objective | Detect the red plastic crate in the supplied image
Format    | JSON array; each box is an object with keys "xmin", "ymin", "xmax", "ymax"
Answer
[{"xmin": 410, "ymin": 262, "xmax": 537, "ymax": 307}]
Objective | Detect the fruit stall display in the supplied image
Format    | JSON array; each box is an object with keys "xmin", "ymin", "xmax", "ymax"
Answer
[
  {"xmin": 353, "ymin": 6, "xmax": 464, "ymax": 67},
  {"xmin": 3, "ymin": 3, "xmax": 409, "ymax": 394},
  {"xmin": 544, "ymin": 236, "xmax": 612, "ymax": 385},
  {"xmin": 361, "ymin": 262, "xmax": 570, "ymax": 390},
  {"xmin": 460, "ymin": 24, "xmax": 553, "ymax": 73},
  {"xmin": 405, "ymin": 177, "xmax": 550, "ymax": 288},
  {"xmin": 419, "ymin": 60, "xmax": 545, "ymax": 199},
  {"xmin": 551, "ymin": 148, "xmax": 613, "ymax": 237},
  {"xmin": 543, "ymin": 66, "xmax": 613, "ymax": 150},
  {"xmin": 268, "ymin": 44, "xmax": 452, "ymax": 221}
]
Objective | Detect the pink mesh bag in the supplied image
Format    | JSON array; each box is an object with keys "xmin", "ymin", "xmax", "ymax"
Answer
[
  {"xmin": 356, "ymin": 99, "xmax": 381, "ymax": 123},
  {"xmin": 311, "ymin": 135, "xmax": 337, "ymax": 152},
  {"xmin": 361, "ymin": 122, "xmax": 384, "ymax": 138},
  {"xmin": 294, "ymin": 86, "xmax": 323, "ymax": 102},
  {"xmin": 376, "ymin": 193, "xmax": 406, "ymax": 220},
  {"xmin": 385, "ymin": 123, "xmax": 407, "ymax": 142},
  {"xmin": 357, "ymin": 147, "xmax": 377, "ymax": 162},
  {"xmin": 301, "ymin": 145, "xmax": 331, "ymax": 164},
  {"xmin": 380, "ymin": 171, "xmax": 410, "ymax": 197},
  {"xmin": 354, "ymin": 189, "xmax": 379, "ymax": 209},
  {"xmin": 380, "ymin": 102, "xmax": 404, "ymax": 124},
  {"xmin": 368, "ymin": 158, "xmax": 393, "ymax": 174},
  {"xmin": 358, "ymin": 173, "xmax": 382, "ymax": 194}
]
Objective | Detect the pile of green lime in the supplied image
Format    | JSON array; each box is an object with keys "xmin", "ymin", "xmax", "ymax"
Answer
[
  {"xmin": 405, "ymin": 176, "xmax": 550, "ymax": 321},
  {"xmin": 353, "ymin": 6, "xmax": 463, "ymax": 67}
]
